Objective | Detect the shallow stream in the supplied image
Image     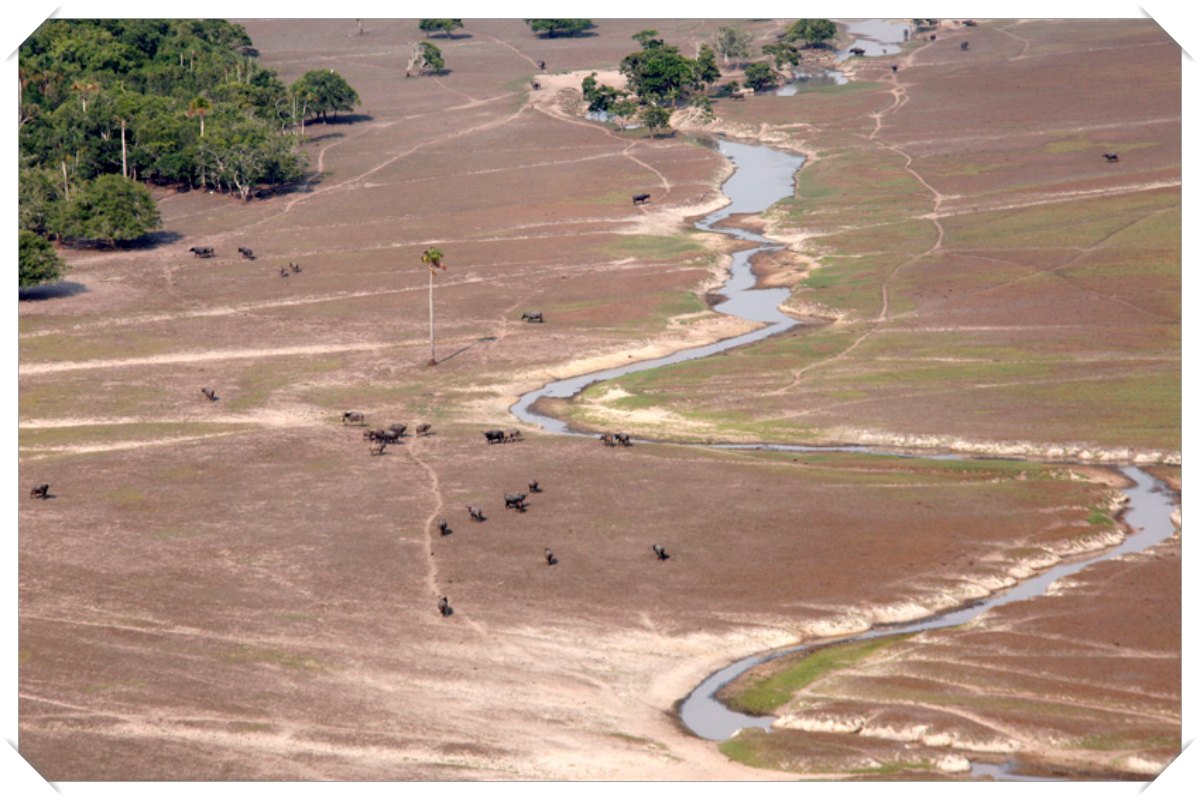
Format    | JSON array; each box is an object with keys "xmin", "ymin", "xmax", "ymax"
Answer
[{"xmin": 508, "ymin": 132, "xmax": 1179, "ymax": 781}]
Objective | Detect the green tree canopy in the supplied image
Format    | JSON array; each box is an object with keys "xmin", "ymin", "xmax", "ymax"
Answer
[
  {"xmin": 57, "ymin": 174, "xmax": 161, "ymax": 245},
  {"xmin": 783, "ymin": 19, "xmax": 837, "ymax": 47},
  {"xmin": 695, "ymin": 45, "xmax": 721, "ymax": 86},
  {"xmin": 632, "ymin": 29, "xmax": 664, "ymax": 49},
  {"xmin": 19, "ymin": 230, "xmax": 68, "ymax": 287},
  {"xmin": 743, "ymin": 62, "xmax": 778, "ymax": 91},
  {"xmin": 525, "ymin": 20, "xmax": 594, "ymax": 38},
  {"xmin": 418, "ymin": 19, "xmax": 464, "ymax": 37},
  {"xmin": 762, "ymin": 42, "xmax": 802, "ymax": 70},
  {"xmin": 290, "ymin": 69, "xmax": 360, "ymax": 122},
  {"xmin": 620, "ymin": 42, "xmax": 704, "ymax": 106},
  {"xmin": 640, "ymin": 105, "xmax": 672, "ymax": 136}
]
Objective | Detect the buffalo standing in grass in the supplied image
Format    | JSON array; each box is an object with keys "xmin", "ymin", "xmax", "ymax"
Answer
[
  {"xmin": 343, "ymin": 411, "xmax": 366, "ymax": 425},
  {"xmin": 438, "ymin": 596, "xmax": 453, "ymax": 616},
  {"xmin": 652, "ymin": 543, "xmax": 670, "ymax": 561},
  {"xmin": 632, "ymin": 193, "xmax": 651, "ymax": 205},
  {"xmin": 521, "ymin": 311, "xmax": 545, "ymax": 323},
  {"xmin": 545, "ymin": 548, "xmax": 558, "ymax": 566},
  {"xmin": 437, "ymin": 518, "xmax": 451, "ymax": 536},
  {"xmin": 201, "ymin": 387, "xmax": 219, "ymax": 402},
  {"xmin": 1103, "ymin": 153, "xmax": 1120, "ymax": 162},
  {"xmin": 467, "ymin": 505, "xmax": 486, "ymax": 522},
  {"xmin": 189, "ymin": 246, "xmax": 215, "ymax": 258},
  {"xmin": 238, "ymin": 247, "xmax": 256, "ymax": 260},
  {"xmin": 30, "ymin": 484, "xmax": 50, "ymax": 500},
  {"xmin": 485, "ymin": 429, "xmax": 506, "ymax": 444}
]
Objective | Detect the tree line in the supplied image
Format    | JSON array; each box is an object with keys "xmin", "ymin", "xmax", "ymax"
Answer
[{"xmin": 19, "ymin": 19, "xmax": 360, "ymax": 286}]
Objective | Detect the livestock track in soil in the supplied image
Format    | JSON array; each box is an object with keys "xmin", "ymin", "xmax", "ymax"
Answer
[{"xmin": 17, "ymin": 19, "xmax": 1179, "ymax": 780}]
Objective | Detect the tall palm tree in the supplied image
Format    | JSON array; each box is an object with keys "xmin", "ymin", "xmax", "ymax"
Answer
[
  {"xmin": 71, "ymin": 79, "xmax": 99, "ymax": 113},
  {"xmin": 421, "ymin": 247, "xmax": 446, "ymax": 365},
  {"xmin": 187, "ymin": 96, "xmax": 210, "ymax": 138}
]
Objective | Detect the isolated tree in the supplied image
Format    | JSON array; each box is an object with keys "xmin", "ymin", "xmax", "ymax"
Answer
[
  {"xmin": 525, "ymin": 20, "xmax": 594, "ymax": 38},
  {"xmin": 290, "ymin": 70, "xmax": 360, "ymax": 121},
  {"xmin": 783, "ymin": 19, "xmax": 837, "ymax": 47},
  {"xmin": 407, "ymin": 42, "xmax": 445, "ymax": 76},
  {"xmin": 421, "ymin": 246, "xmax": 446, "ymax": 365},
  {"xmin": 640, "ymin": 105, "xmax": 672, "ymax": 136},
  {"xmin": 743, "ymin": 62, "xmax": 778, "ymax": 92},
  {"xmin": 58, "ymin": 174, "xmax": 161, "ymax": 245},
  {"xmin": 581, "ymin": 72, "xmax": 628, "ymax": 114},
  {"xmin": 19, "ymin": 230, "xmax": 68, "ymax": 287},
  {"xmin": 418, "ymin": 19, "xmax": 464, "ymax": 38},
  {"xmin": 712, "ymin": 26, "xmax": 751, "ymax": 67}
]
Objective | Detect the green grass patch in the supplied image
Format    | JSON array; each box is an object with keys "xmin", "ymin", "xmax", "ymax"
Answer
[
  {"xmin": 721, "ymin": 634, "xmax": 914, "ymax": 715},
  {"xmin": 223, "ymin": 646, "xmax": 328, "ymax": 672},
  {"xmin": 596, "ymin": 233, "xmax": 709, "ymax": 262}
]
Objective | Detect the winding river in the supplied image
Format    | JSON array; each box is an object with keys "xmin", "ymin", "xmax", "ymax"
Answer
[{"xmin": 508, "ymin": 135, "xmax": 1180, "ymax": 777}]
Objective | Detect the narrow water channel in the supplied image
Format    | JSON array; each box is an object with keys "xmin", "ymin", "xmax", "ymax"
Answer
[{"xmin": 507, "ymin": 135, "xmax": 1180, "ymax": 778}]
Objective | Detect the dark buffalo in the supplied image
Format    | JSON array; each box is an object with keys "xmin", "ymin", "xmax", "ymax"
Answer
[
  {"xmin": 521, "ymin": 311, "xmax": 545, "ymax": 323},
  {"xmin": 891, "ymin": 64, "xmax": 898, "ymax": 73},
  {"xmin": 416, "ymin": 423, "xmax": 432, "ymax": 436},
  {"xmin": 437, "ymin": 518, "xmax": 451, "ymax": 536},
  {"xmin": 30, "ymin": 484, "xmax": 50, "ymax": 500},
  {"xmin": 632, "ymin": 193, "xmax": 651, "ymax": 205},
  {"xmin": 963, "ymin": 19, "xmax": 977, "ymax": 27},
  {"xmin": 238, "ymin": 247, "xmax": 256, "ymax": 260},
  {"xmin": 537, "ymin": 60, "xmax": 546, "ymax": 70},
  {"xmin": 614, "ymin": 433, "xmax": 632, "ymax": 447},
  {"xmin": 528, "ymin": 480, "xmax": 541, "ymax": 493},
  {"xmin": 929, "ymin": 34, "xmax": 937, "ymax": 41},
  {"xmin": 438, "ymin": 596, "xmax": 453, "ymax": 617},
  {"xmin": 652, "ymin": 544, "xmax": 670, "ymax": 561},
  {"xmin": 961, "ymin": 41, "xmax": 969, "ymax": 50},
  {"xmin": 849, "ymin": 47, "xmax": 866, "ymax": 56},
  {"xmin": 1103, "ymin": 153, "xmax": 1120, "ymax": 162},
  {"xmin": 505, "ymin": 429, "xmax": 523, "ymax": 443},
  {"xmin": 531, "ymin": 80, "xmax": 541, "ymax": 90},
  {"xmin": 545, "ymin": 548, "xmax": 558, "ymax": 566},
  {"xmin": 291, "ymin": 262, "xmax": 302, "ymax": 273},
  {"xmin": 388, "ymin": 423, "xmax": 407, "ymax": 437},
  {"xmin": 485, "ymin": 429, "xmax": 506, "ymax": 444},
  {"xmin": 599, "ymin": 433, "xmax": 616, "ymax": 447},
  {"xmin": 201, "ymin": 387, "xmax": 219, "ymax": 402},
  {"xmin": 188, "ymin": 246, "xmax": 215, "ymax": 258},
  {"xmin": 343, "ymin": 411, "xmax": 366, "ymax": 425},
  {"xmin": 467, "ymin": 505, "xmax": 487, "ymax": 522},
  {"xmin": 505, "ymin": 493, "xmax": 528, "ymax": 512}
]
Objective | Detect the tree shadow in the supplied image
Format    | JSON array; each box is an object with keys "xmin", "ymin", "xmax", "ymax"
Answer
[
  {"xmin": 305, "ymin": 131, "xmax": 345, "ymax": 144},
  {"xmin": 319, "ymin": 113, "xmax": 374, "ymax": 125},
  {"xmin": 128, "ymin": 230, "xmax": 185, "ymax": 249},
  {"xmin": 534, "ymin": 31, "xmax": 599, "ymax": 39},
  {"xmin": 20, "ymin": 281, "xmax": 89, "ymax": 302},
  {"xmin": 436, "ymin": 335, "xmax": 495, "ymax": 365}
]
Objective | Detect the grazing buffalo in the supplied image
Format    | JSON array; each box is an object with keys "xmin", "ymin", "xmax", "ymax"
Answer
[
  {"xmin": 632, "ymin": 193, "xmax": 651, "ymax": 205},
  {"xmin": 537, "ymin": 60, "xmax": 546, "ymax": 70},
  {"xmin": 416, "ymin": 423, "xmax": 432, "ymax": 436},
  {"xmin": 485, "ymin": 429, "xmax": 506, "ymax": 444},
  {"xmin": 1103, "ymin": 152, "xmax": 1120, "ymax": 162},
  {"xmin": 467, "ymin": 505, "xmax": 486, "ymax": 522},
  {"xmin": 369, "ymin": 441, "xmax": 388, "ymax": 455},
  {"xmin": 238, "ymin": 247, "xmax": 255, "ymax": 260},
  {"xmin": 290, "ymin": 262, "xmax": 302, "ymax": 273},
  {"xmin": 505, "ymin": 493, "xmax": 528, "ymax": 512},
  {"xmin": 929, "ymin": 34, "xmax": 937, "ymax": 41},
  {"xmin": 201, "ymin": 387, "xmax": 218, "ymax": 402},
  {"xmin": 528, "ymin": 480, "xmax": 541, "ymax": 493},
  {"xmin": 963, "ymin": 19, "xmax": 977, "ymax": 26},
  {"xmin": 437, "ymin": 518, "xmax": 451, "ymax": 536},
  {"xmin": 961, "ymin": 41, "xmax": 970, "ymax": 50},
  {"xmin": 189, "ymin": 246, "xmax": 215, "ymax": 258},
  {"xmin": 506, "ymin": 429, "xmax": 523, "ymax": 443},
  {"xmin": 279, "ymin": 267, "xmax": 290, "ymax": 278},
  {"xmin": 615, "ymin": 433, "xmax": 632, "ymax": 446},
  {"xmin": 652, "ymin": 543, "xmax": 670, "ymax": 561},
  {"xmin": 891, "ymin": 64, "xmax": 898, "ymax": 73},
  {"xmin": 545, "ymin": 548, "xmax": 558, "ymax": 566},
  {"xmin": 599, "ymin": 433, "xmax": 616, "ymax": 447},
  {"xmin": 531, "ymin": 80, "xmax": 541, "ymax": 90},
  {"xmin": 849, "ymin": 47, "xmax": 866, "ymax": 56},
  {"xmin": 343, "ymin": 411, "xmax": 366, "ymax": 425},
  {"xmin": 438, "ymin": 596, "xmax": 453, "ymax": 617},
  {"xmin": 365, "ymin": 428, "xmax": 402, "ymax": 444},
  {"xmin": 388, "ymin": 423, "xmax": 408, "ymax": 437},
  {"xmin": 30, "ymin": 484, "xmax": 50, "ymax": 500},
  {"xmin": 521, "ymin": 311, "xmax": 545, "ymax": 323}
]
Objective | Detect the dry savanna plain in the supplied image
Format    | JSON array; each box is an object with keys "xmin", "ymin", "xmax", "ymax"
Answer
[{"xmin": 18, "ymin": 18, "xmax": 1180, "ymax": 781}]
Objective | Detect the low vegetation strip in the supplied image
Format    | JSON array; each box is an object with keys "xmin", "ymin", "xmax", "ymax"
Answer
[{"xmin": 719, "ymin": 634, "xmax": 915, "ymax": 716}]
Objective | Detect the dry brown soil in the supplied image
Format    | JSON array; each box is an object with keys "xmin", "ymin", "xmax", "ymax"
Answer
[{"xmin": 17, "ymin": 18, "xmax": 1180, "ymax": 781}]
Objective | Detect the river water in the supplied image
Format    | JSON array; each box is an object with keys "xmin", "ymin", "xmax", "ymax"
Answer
[{"xmin": 507, "ymin": 133, "xmax": 1179, "ymax": 779}]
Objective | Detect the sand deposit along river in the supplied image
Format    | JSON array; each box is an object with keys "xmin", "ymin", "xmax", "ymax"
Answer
[{"xmin": 510, "ymin": 137, "xmax": 1179, "ymax": 776}]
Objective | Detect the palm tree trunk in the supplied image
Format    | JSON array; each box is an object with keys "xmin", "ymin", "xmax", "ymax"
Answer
[
  {"xmin": 120, "ymin": 119, "xmax": 128, "ymax": 178},
  {"xmin": 428, "ymin": 269, "xmax": 436, "ymax": 364}
]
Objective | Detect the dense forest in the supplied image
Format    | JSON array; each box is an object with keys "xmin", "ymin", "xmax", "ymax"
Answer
[{"xmin": 18, "ymin": 19, "xmax": 359, "ymax": 285}]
